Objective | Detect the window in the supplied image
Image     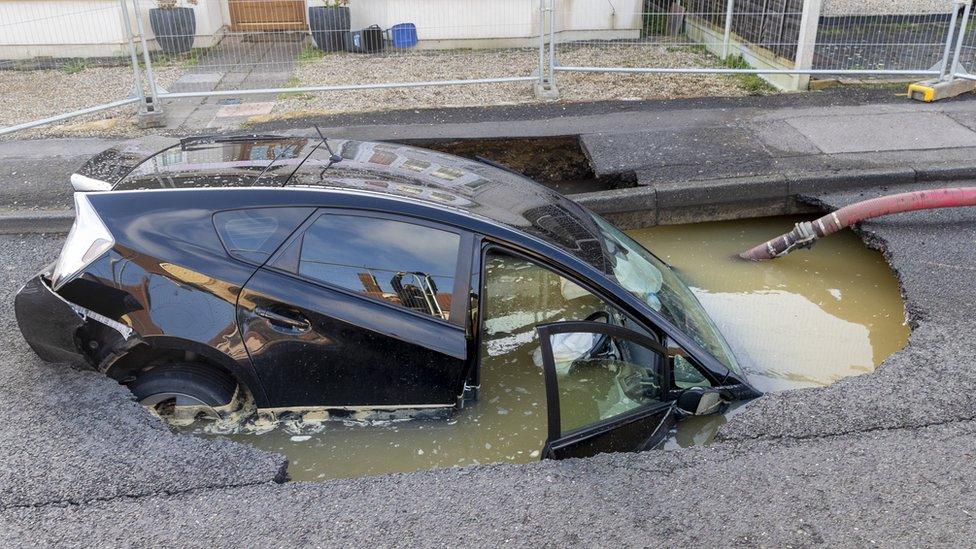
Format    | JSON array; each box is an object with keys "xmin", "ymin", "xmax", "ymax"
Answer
[
  {"xmin": 213, "ymin": 208, "xmax": 313, "ymax": 264},
  {"xmin": 543, "ymin": 329, "xmax": 665, "ymax": 435},
  {"xmin": 668, "ymin": 337, "xmax": 712, "ymax": 389},
  {"xmin": 299, "ymin": 214, "xmax": 461, "ymax": 320},
  {"xmin": 475, "ymin": 249, "xmax": 623, "ymax": 456},
  {"xmin": 478, "ymin": 249, "xmax": 661, "ymax": 441},
  {"xmin": 480, "ymin": 249, "xmax": 641, "ymax": 362}
]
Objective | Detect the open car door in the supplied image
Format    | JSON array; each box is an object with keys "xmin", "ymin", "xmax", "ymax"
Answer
[{"xmin": 537, "ymin": 321, "xmax": 677, "ymax": 460}]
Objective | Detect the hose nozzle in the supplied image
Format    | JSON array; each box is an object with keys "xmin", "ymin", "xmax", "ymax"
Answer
[{"xmin": 739, "ymin": 221, "xmax": 818, "ymax": 261}]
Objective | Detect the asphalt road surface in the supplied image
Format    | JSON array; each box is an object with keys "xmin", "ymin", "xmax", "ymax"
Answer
[{"xmin": 0, "ymin": 181, "xmax": 974, "ymax": 546}]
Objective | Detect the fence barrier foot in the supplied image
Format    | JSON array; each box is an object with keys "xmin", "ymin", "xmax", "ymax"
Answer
[
  {"xmin": 136, "ymin": 98, "xmax": 166, "ymax": 129},
  {"xmin": 908, "ymin": 78, "xmax": 976, "ymax": 103},
  {"xmin": 534, "ymin": 81, "xmax": 560, "ymax": 100},
  {"xmin": 808, "ymin": 78, "xmax": 841, "ymax": 91}
]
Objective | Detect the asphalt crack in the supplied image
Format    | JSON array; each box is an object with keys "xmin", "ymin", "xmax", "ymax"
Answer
[
  {"xmin": 718, "ymin": 413, "xmax": 976, "ymax": 444},
  {"xmin": 1, "ymin": 476, "xmax": 285, "ymax": 512}
]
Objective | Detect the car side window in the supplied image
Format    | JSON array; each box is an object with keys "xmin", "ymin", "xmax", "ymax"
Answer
[
  {"xmin": 543, "ymin": 328, "xmax": 666, "ymax": 435},
  {"xmin": 480, "ymin": 249, "xmax": 649, "ymax": 361},
  {"xmin": 298, "ymin": 213, "xmax": 461, "ymax": 320},
  {"xmin": 668, "ymin": 337, "xmax": 713, "ymax": 389},
  {"xmin": 213, "ymin": 207, "xmax": 313, "ymax": 264}
]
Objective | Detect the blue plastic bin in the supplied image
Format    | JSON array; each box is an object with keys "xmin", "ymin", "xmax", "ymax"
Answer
[{"xmin": 389, "ymin": 23, "xmax": 418, "ymax": 48}]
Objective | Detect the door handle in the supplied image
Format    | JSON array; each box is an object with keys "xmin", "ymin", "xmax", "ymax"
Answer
[{"xmin": 255, "ymin": 307, "xmax": 311, "ymax": 332}]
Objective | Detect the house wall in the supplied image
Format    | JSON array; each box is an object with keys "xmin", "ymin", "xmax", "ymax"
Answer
[
  {"xmin": 347, "ymin": 0, "xmax": 642, "ymax": 49},
  {"xmin": 0, "ymin": 0, "xmax": 225, "ymax": 60},
  {"xmin": 555, "ymin": 0, "xmax": 643, "ymax": 43},
  {"xmin": 349, "ymin": 0, "xmax": 537, "ymax": 40},
  {"xmin": 0, "ymin": 0, "xmax": 131, "ymax": 59},
  {"xmin": 0, "ymin": 0, "xmax": 642, "ymax": 60}
]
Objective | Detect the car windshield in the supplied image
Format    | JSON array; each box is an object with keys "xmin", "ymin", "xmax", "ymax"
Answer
[{"xmin": 589, "ymin": 214, "xmax": 742, "ymax": 374}]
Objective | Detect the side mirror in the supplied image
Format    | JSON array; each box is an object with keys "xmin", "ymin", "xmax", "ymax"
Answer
[
  {"xmin": 676, "ymin": 387, "xmax": 725, "ymax": 416},
  {"xmin": 70, "ymin": 173, "xmax": 112, "ymax": 192}
]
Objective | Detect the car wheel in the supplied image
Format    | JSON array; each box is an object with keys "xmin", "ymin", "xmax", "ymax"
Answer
[{"xmin": 129, "ymin": 362, "xmax": 239, "ymax": 422}]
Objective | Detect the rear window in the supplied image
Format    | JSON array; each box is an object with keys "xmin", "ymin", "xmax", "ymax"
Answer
[{"xmin": 213, "ymin": 208, "xmax": 313, "ymax": 264}]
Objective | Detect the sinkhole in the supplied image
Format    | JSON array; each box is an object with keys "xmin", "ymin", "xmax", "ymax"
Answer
[{"xmin": 179, "ymin": 214, "xmax": 908, "ymax": 481}]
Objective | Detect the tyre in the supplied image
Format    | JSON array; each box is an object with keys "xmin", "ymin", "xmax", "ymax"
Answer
[{"xmin": 129, "ymin": 362, "xmax": 239, "ymax": 422}]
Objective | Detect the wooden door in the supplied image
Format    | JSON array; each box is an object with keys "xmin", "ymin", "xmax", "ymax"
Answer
[{"xmin": 229, "ymin": 0, "xmax": 307, "ymax": 31}]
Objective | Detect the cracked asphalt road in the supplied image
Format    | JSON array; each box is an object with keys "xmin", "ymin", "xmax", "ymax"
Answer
[
  {"xmin": 1, "ymin": 183, "xmax": 974, "ymax": 546},
  {"xmin": 0, "ymin": 236, "xmax": 286, "ymax": 511}
]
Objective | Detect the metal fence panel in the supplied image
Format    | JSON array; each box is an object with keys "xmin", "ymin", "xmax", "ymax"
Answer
[
  {"xmin": 954, "ymin": 0, "xmax": 976, "ymax": 76},
  {"xmin": 814, "ymin": 10, "xmax": 959, "ymax": 72},
  {"xmin": 684, "ymin": 0, "xmax": 804, "ymax": 60},
  {"xmin": 550, "ymin": 0, "xmax": 963, "ymax": 90},
  {"xmin": 144, "ymin": 0, "xmax": 542, "ymax": 101},
  {"xmin": 0, "ymin": 0, "xmax": 146, "ymax": 135}
]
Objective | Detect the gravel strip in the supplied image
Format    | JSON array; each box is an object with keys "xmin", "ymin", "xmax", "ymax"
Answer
[
  {"xmin": 272, "ymin": 45, "xmax": 757, "ymax": 118},
  {"xmin": 822, "ymin": 0, "xmax": 950, "ymax": 16},
  {"xmin": 0, "ymin": 65, "xmax": 181, "ymax": 139},
  {"xmin": 1, "ymin": 45, "xmax": 764, "ymax": 138}
]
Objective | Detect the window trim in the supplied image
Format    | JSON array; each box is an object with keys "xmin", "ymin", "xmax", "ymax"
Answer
[{"xmin": 266, "ymin": 207, "xmax": 474, "ymax": 329}]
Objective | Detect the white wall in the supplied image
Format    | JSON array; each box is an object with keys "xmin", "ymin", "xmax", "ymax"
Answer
[
  {"xmin": 0, "ymin": 0, "xmax": 645, "ymax": 59},
  {"xmin": 0, "ymin": 0, "xmax": 225, "ymax": 59},
  {"xmin": 558, "ymin": 0, "xmax": 643, "ymax": 35},
  {"xmin": 0, "ymin": 0, "xmax": 130, "ymax": 58},
  {"xmin": 343, "ymin": 0, "xmax": 641, "ymax": 48},
  {"xmin": 348, "ymin": 0, "xmax": 537, "ymax": 40}
]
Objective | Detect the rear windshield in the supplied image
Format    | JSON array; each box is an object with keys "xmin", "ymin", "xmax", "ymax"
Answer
[{"xmin": 115, "ymin": 139, "xmax": 314, "ymax": 190}]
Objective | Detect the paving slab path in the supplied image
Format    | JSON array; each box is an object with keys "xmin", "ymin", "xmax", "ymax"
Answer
[{"xmin": 163, "ymin": 35, "xmax": 303, "ymax": 131}]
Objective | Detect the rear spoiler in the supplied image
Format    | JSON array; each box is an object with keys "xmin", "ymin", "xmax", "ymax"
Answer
[
  {"xmin": 70, "ymin": 173, "xmax": 112, "ymax": 192},
  {"xmin": 75, "ymin": 135, "xmax": 182, "ymax": 188}
]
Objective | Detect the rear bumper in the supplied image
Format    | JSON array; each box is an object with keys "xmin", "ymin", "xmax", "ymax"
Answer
[{"xmin": 15, "ymin": 274, "xmax": 133, "ymax": 365}]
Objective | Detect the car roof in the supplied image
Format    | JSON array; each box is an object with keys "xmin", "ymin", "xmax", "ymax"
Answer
[{"xmin": 91, "ymin": 136, "xmax": 615, "ymax": 277}]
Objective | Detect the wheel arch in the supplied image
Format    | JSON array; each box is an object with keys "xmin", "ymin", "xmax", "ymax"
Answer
[{"xmin": 102, "ymin": 335, "xmax": 270, "ymax": 407}]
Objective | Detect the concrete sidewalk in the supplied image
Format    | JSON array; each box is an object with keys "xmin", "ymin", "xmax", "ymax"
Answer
[{"xmin": 4, "ymin": 88, "xmax": 976, "ymax": 232}]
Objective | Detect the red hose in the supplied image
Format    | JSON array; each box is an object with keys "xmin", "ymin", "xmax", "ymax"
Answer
[{"xmin": 739, "ymin": 187, "xmax": 976, "ymax": 261}]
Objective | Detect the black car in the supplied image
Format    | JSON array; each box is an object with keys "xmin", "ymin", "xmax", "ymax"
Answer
[{"xmin": 16, "ymin": 135, "xmax": 759, "ymax": 460}]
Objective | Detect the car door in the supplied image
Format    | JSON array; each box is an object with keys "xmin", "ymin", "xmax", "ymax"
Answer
[
  {"xmin": 536, "ymin": 321, "xmax": 677, "ymax": 460},
  {"xmin": 237, "ymin": 209, "xmax": 474, "ymax": 409}
]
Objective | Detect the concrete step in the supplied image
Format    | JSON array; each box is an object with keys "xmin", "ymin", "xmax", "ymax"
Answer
[{"xmin": 0, "ymin": 209, "xmax": 73, "ymax": 234}]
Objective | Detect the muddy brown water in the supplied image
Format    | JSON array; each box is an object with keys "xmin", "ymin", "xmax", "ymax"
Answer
[{"xmin": 185, "ymin": 216, "xmax": 909, "ymax": 481}]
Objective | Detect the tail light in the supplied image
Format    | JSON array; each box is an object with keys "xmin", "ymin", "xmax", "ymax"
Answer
[{"xmin": 50, "ymin": 193, "xmax": 114, "ymax": 290}]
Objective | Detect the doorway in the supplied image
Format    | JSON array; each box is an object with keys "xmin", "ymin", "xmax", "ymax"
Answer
[{"xmin": 228, "ymin": 0, "xmax": 307, "ymax": 31}]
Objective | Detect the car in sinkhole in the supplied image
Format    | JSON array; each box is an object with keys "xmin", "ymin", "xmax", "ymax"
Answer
[{"xmin": 15, "ymin": 134, "xmax": 760, "ymax": 460}]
